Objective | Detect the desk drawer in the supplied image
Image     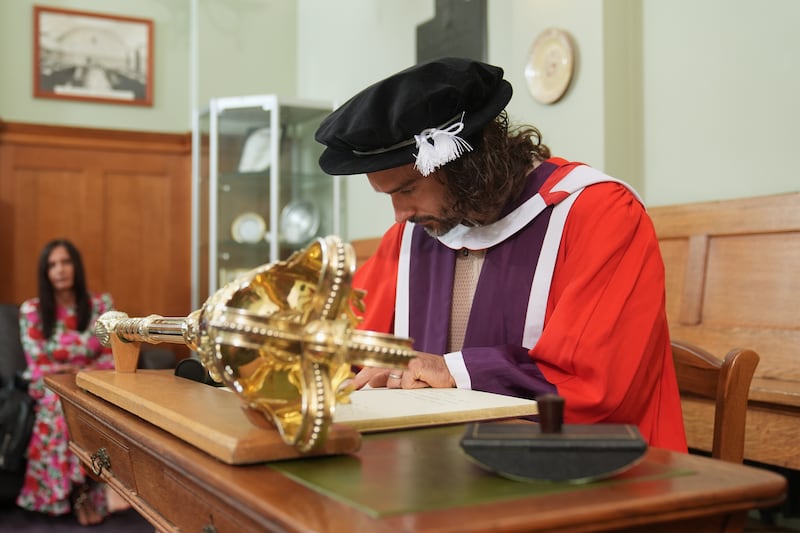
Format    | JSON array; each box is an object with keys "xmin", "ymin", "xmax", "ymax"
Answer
[
  {"xmin": 62, "ymin": 402, "xmax": 137, "ymax": 491},
  {"xmin": 134, "ymin": 455, "xmax": 246, "ymax": 532}
]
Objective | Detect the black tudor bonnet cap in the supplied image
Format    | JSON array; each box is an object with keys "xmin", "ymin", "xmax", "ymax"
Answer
[{"xmin": 315, "ymin": 57, "xmax": 513, "ymax": 176}]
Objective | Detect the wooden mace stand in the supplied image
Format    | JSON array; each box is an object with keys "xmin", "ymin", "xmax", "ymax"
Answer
[{"xmin": 76, "ymin": 336, "xmax": 362, "ymax": 464}]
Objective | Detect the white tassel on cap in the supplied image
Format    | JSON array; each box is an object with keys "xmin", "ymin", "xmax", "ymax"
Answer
[{"xmin": 413, "ymin": 114, "xmax": 472, "ymax": 176}]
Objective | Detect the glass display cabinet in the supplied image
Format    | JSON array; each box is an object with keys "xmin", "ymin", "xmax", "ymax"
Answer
[{"xmin": 191, "ymin": 95, "xmax": 344, "ymax": 308}]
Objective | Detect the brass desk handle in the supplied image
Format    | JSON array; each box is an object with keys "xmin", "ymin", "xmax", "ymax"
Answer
[{"xmin": 90, "ymin": 447, "xmax": 111, "ymax": 476}]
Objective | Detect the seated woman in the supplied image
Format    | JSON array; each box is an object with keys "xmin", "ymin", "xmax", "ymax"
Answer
[{"xmin": 15, "ymin": 238, "xmax": 124, "ymax": 526}]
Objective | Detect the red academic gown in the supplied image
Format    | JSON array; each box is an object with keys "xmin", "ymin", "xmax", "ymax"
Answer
[{"xmin": 354, "ymin": 158, "xmax": 687, "ymax": 452}]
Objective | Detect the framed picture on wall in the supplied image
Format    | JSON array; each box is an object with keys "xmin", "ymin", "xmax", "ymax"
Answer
[{"xmin": 33, "ymin": 6, "xmax": 154, "ymax": 106}]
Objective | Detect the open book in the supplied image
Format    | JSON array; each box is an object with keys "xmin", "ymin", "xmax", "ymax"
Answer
[{"xmin": 333, "ymin": 388, "xmax": 538, "ymax": 432}]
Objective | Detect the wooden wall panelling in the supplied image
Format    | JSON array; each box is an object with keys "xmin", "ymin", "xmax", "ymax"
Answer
[
  {"xmin": 679, "ymin": 234, "xmax": 708, "ymax": 325},
  {"xmin": 350, "ymin": 237, "xmax": 381, "ymax": 268},
  {"xmin": 0, "ymin": 121, "xmax": 192, "ymax": 359}
]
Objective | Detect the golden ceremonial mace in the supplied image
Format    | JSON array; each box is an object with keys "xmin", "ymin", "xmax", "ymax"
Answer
[{"xmin": 94, "ymin": 236, "xmax": 414, "ymax": 453}]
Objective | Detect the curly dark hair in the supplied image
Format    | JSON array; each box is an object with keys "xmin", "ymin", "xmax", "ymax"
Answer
[
  {"xmin": 37, "ymin": 238, "xmax": 91, "ymax": 339},
  {"xmin": 440, "ymin": 111, "xmax": 550, "ymax": 225}
]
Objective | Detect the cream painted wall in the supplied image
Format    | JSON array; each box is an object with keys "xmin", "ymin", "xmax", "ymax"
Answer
[
  {"xmin": 195, "ymin": 0, "xmax": 297, "ymax": 106},
  {"xmin": 495, "ymin": 1, "xmax": 607, "ymax": 170},
  {"xmin": 0, "ymin": 0, "xmax": 297, "ymax": 133},
  {"xmin": 297, "ymin": 0, "xmax": 435, "ymax": 240},
  {"xmin": 297, "ymin": 0, "xmax": 799, "ymax": 238},
  {"xmin": 642, "ymin": 0, "xmax": 800, "ymax": 205},
  {"xmin": 298, "ymin": 0, "xmax": 620, "ymax": 240},
  {"xmin": 0, "ymin": 0, "xmax": 191, "ymax": 132},
  {"xmin": 2, "ymin": 1, "xmax": 797, "ymax": 236}
]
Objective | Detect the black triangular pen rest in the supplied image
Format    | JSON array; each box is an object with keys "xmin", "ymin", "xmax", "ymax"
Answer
[{"xmin": 460, "ymin": 421, "xmax": 648, "ymax": 483}]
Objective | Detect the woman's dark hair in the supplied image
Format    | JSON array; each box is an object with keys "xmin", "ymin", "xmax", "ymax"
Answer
[
  {"xmin": 443, "ymin": 111, "xmax": 551, "ymax": 224},
  {"xmin": 37, "ymin": 238, "xmax": 91, "ymax": 339}
]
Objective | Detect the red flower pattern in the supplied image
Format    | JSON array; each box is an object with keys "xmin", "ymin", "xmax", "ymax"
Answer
[
  {"xmin": 52, "ymin": 348, "xmax": 69, "ymax": 362},
  {"xmin": 15, "ymin": 292, "xmax": 115, "ymax": 516}
]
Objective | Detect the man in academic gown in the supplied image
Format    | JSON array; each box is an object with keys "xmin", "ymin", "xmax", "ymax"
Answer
[{"xmin": 314, "ymin": 57, "xmax": 687, "ymax": 452}]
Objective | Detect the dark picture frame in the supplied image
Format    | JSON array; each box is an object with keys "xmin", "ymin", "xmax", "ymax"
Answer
[{"xmin": 33, "ymin": 5, "xmax": 154, "ymax": 107}]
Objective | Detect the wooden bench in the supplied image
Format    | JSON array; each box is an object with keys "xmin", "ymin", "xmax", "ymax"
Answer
[{"xmin": 649, "ymin": 192, "xmax": 800, "ymax": 470}]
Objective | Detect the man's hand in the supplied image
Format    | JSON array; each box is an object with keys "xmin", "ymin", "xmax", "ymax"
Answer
[{"xmin": 351, "ymin": 351, "xmax": 456, "ymax": 390}]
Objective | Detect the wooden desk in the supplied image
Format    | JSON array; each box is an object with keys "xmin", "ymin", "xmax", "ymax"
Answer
[{"xmin": 47, "ymin": 373, "xmax": 787, "ymax": 533}]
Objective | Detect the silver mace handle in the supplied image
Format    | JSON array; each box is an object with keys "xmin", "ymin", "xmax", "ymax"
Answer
[
  {"xmin": 95, "ymin": 309, "xmax": 414, "ymax": 369},
  {"xmin": 95, "ymin": 310, "xmax": 200, "ymax": 350}
]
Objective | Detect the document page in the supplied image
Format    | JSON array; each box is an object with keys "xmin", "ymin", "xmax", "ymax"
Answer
[{"xmin": 333, "ymin": 388, "xmax": 538, "ymax": 432}]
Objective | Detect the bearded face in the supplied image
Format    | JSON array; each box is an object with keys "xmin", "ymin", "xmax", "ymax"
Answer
[{"xmin": 408, "ymin": 199, "xmax": 464, "ymax": 237}]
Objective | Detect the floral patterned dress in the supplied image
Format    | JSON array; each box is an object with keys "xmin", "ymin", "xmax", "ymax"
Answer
[{"xmin": 15, "ymin": 293, "xmax": 115, "ymax": 517}]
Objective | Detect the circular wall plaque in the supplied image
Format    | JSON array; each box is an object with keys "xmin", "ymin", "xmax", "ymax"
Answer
[{"xmin": 524, "ymin": 28, "xmax": 575, "ymax": 105}]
